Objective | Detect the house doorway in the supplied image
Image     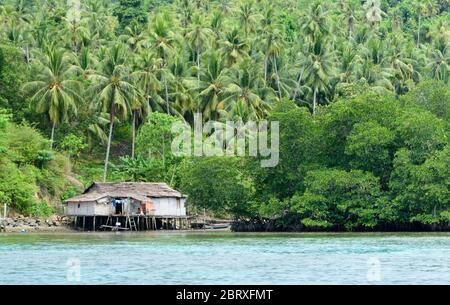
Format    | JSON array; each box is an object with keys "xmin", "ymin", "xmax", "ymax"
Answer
[{"xmin": 115, "ymin": 202, "xmax": 123, "ymax": 215}]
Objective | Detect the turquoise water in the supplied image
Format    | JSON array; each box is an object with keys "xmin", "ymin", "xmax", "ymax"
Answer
[{"xmin": 0, "ymin": 232, "xmax": 449, "ymax": 284}]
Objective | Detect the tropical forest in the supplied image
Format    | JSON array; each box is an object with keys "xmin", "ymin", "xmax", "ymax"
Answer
[{"xmin": 0, "ymin": 0, "xmax": 448, "ymax": 231}]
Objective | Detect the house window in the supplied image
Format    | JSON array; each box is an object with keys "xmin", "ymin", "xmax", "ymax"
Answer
[
  {"xmin": 176, "ymin": 198, "xmax": 180, "ymax": 209},
  {"xmin": 78, "ymin": 204, "xmax": 80, "ymax": 208}
]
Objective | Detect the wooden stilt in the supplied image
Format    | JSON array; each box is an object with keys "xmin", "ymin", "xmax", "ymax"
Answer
[
  {"xmin": 93, "ymin": 216, "xmax": 96, "ymax": 232},
  {"xmin": 82, "ymin": 216, "xmax": 85, "ymax": 231}
]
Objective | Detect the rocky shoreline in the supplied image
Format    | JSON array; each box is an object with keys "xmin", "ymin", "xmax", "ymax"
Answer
[{"xmin": 0, "ymin": 215, "xmax": 73, "ymax": 233}]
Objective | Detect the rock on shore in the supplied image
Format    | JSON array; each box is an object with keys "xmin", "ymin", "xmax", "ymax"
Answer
[{"xmin": 0, "ymin": 215, "xmax": 72, "ymax": 232}]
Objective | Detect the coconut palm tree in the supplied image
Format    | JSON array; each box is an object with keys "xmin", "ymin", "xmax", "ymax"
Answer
[
  {"xmin": 221, "ymin": 28, "xmax": 249, "ymax": 66},
  {"xmin": 302, "ymin": 35, "xmax": 335, "ymax": 115},
  {"xmin": 61, "ymin": 16, "xmax": 90, "ymax": 53},
  {"xmin": 358, "ymin": 38, "xmax": 394, "ymax": 93},
  {"xmin": 261, "ymin": 26, "xmax": 284, "ymax": 97},
  {"xmin": 89, "ymin": 44, "xmax": 141, "ymax": 182},
  {"xmin": 224, "ymin": 60, "xmax": 271, "ymax": 119},
  {"xmin": 427, "ymin": 39, "xmax": 449, "ymax": 82},
  {"xmin": 133, "ymin": 50, "xmax": 164, "ymax": 112},
  {"xmin": 336, "ymin": 42, "xmax": 362, "ymax": 82},
  {"xmin": 340, "ymin": 0, "xmax": 359, "ymax": 40},
  {"xmin": 196, "ymin": 51, "xmax": 233, "ymax": 121},
  {"xmin": 210, "ymin": 10, "xmax": 223, "ymax": 40},
  {"xmin": 185, "ymin": 14, "xmax": 213, "ymax": 86},
  {"xmin": 120, "ymin": 20, "xmax": 146, "ymax": 53},
  {"xmin": 70, "ymin": 46, "xmax": 96, "ymax": 80},
  {"xmin": 146, "ymin": 15, "xmax": 177, "ymax": 113},
  {"xmin": 236, "ymin": 0, "xmax": 259, "ymax": 38},
  {"xmin": 22, "ymin": 47, "xmax": 82, "ymax": 148},
  {"xmin": 301, "ymin": 1, "xmax": 329, "ymax": 42},
  {"xmin": 168, "ymin": 54, "xmax": 197, "ymax": 123}
]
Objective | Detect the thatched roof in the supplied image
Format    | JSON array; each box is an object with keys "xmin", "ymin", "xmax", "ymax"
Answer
[{"xmin": 65, "ymin": 182, "xmax": 186, "ymax": 203}]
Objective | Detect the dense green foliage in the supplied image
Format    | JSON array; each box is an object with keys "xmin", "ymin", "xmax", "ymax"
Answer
[
  {"xmin": 0, "ymin": 0, "xmax": 448, "ymax": 225},
  {"xmin": 0, "ymin": 113, "xmax": 74, "ymax": 215},
  {"xmin": 180, "ymin": 91, "xmax": 449, "ymax": 230}
]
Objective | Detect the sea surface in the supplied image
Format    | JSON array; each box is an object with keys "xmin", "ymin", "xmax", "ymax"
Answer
[{"xmin": 0, "ymin": 232, "xmax": 449, "ymax": 284}]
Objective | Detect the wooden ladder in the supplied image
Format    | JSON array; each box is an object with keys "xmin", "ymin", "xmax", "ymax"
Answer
[
  {"xmin": 105, "ymin": 216, "xmax": 111, "ymax": 227},
  {"xmin": 127, "ymin": 216, "xmax": 138, "ymax": 231}
]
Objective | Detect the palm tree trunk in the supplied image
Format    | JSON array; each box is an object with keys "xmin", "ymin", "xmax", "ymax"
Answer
[
  {"xmin": 313, "ymin": 88, "xmax": 317, "ymax": 116},
  {"xmin": 50, "ymin": 121, "xmax": 56, "ymax": 149},
  {"xmin": 25, "ymin": 45, "xmax": 30, "ymax": 63},
  {"xmin": 103, "ymin": 101, "xmax": 116, "ymax": 183},
  {"xmin": 348, "ymin": 21, "xmax": 353, "ymax": 41},
  {"xmin": 131, "ymin": 111, "xmax": 136, "ymax": 159},
  {"xmin": 417, "ymin": 14, "xmax": 421, "ymax": 46},
  {"xmin": 163, "ymin": 75, "xmax": 169, "ymax": 114},
  {"xmin": 264, "ymin": 55, "xmax": 268, "ymax": 82},
  {"xmin": 293, "ymin": 67, "xmax": 305, "ymax": 100},
  {"xmin": 197, "ymin": 47, "xmax": 201, "ymax": 87},
  {"xmin": 273, "ymin": 57, "xmax": 282, "ymax": 99}
]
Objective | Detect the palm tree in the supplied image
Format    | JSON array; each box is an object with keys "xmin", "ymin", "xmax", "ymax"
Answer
[
  {"xmin": 146, "ymin": 15, "xmax": 177, "ymax": 113},
  {"xmin": 120, "ymin": 20, "xmax": 146, "ymax": 53},
  {"xmin": 358, "ymin": 38, "xmax": 394, "ymax": 93},
  {"xmin": 61, "ymin": 16, "xmax": 90, "ymax": 53},
  {"xmin": 267, "ymin": 57, "xmax": 297, "ymax": 100},
  {"xmin": 415, "ymin": 0, "xmax": 437, "ymax": 46},
  {"xmin": 427, "ymin": 39, "xmax": 449, "ymax": 82},
  {"xmin": 70, "ymin": 46, "xmax": 96, "ymax": 80},
  {"xmin": 261, "ymin": 26, "xmax": 284, "ymax": 97},
  {"xmin": 185, "ymin": 14, "xmax": 213, "ymax": 87},
  {"xmin": 86, "ymin": 113, "xmax": 110, "ymax": 151},
  {"xmin": 210, "ymin": 10, "xmax": 223, "ymax": 42},
  {"xmin": 301, "ymin": 1, "xmax": 329, "ymax": 42},
  {"xmin": 196, "ymin": 51, "xmax": 232, "ymax": 121},
  {"xmin": 22, "ymin": 47, "xmax": 82, "ymax": 148},
  {"xmin": 236, "ymin": 0, "xmax": 259, "ymax": 38},
  {"xmin": 2, "ymin": 19, "xmax": 32, "ymax": 63},
  {"xmin": 340, "ymin": 0, "xmax": 359, "ymax": 40},
  {"xmin": 178, "ymin": 0, "xmax": 193, "ymax": 27},
  {"xmin": 221, "ymin": 28, "xmax": 249, "ymax": 66},
  {"xmin": 336, "ymin": 42, "xmax": 362, "ymax": 82},
  {"xmin": 133, "ymin": 50, "xmax": 164, "ymax": 112},
  {"xmin": 130, "ymin": 96, "xmax": 149, "ymax": 160},
  {"xmin": 385, "ymin": 35, "xmax": 417, "ymax": 95},
  {"xmin": 168, "ymin": 54, "xmax": 197, "ymax": 123},
  {"xmin": 224, "ymin": 60, "xmax": 271, "ymax": 119},
  {"xmin": 89, "ymin": 45, "xmax": 141, "ymax": 182},
  {"xmin": 302, "ymin": 35, "xmax": 335, "ymax": 115}
]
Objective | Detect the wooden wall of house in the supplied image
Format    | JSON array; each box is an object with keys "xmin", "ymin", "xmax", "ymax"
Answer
[
  {"xmin": 151, "ymin": 197, "xmax": 186, "ymax": 216},
  {"xmin": 65, "ymin": 201, "xmax": 111, "ymax": 216},
  {"xmin": 65, "ymin": 202, "xmax": 96, "ymax": 216}
]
